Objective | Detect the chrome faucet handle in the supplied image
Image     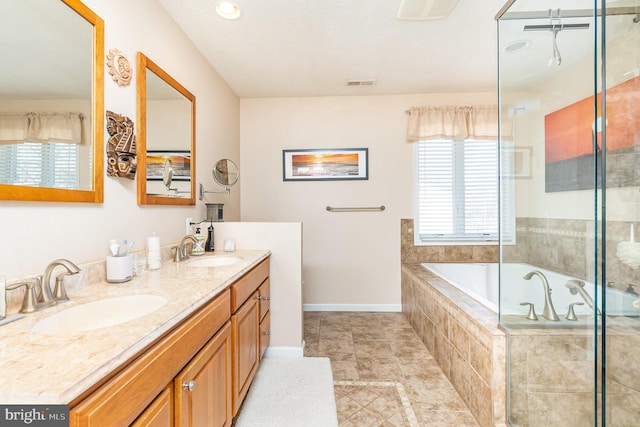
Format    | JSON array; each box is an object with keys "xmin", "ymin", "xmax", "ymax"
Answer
[
  {"xmin": 566, "ymin": 302, "xmax": 584, "ymax": 321},
  {"xmin": 53, "ymin": 272, "xmax": 72, "ymax": 302},
  {"xmin": 519, "ymin": 302, "xmax": 538, "ymax": 320},
  {"xmin": 6, "ymin": 279, "xmax": 40, "ymax": 313}
]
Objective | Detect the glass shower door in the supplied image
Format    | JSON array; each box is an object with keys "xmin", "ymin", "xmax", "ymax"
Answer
[{"xmin": 497, "ymin": 1, "xmax": 601, "ymax": 425}]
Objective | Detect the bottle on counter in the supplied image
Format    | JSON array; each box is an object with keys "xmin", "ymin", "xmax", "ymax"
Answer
[
  {"xmin": 192, "ymin": 228, "xmax": 205, "ymax": 256},
  {"xmin": 205, "ymin": 224, "xmax": 215, "ymax": 252},
  {"xmin": 147, "ymin": 233, "xmax": 161, "ymax": 270}
]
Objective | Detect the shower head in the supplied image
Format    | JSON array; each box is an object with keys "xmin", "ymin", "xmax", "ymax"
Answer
[{"xmin": 523, "ymin": 22, "xmax": 589, "ymax": 66}]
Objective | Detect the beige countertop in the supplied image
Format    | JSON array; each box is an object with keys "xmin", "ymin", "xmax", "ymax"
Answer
[{"xmin": 0, "ymin": 250, "xmax": 270, "ymax": 404}]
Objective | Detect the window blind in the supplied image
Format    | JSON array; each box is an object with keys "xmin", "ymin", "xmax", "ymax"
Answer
[
  {"xmin": 0, "ymin": 142, "xmax": 79, "ymax": 188},
  {"xmin": 415, "ymin": 139, "xmax": 502, "ymax": 243}
]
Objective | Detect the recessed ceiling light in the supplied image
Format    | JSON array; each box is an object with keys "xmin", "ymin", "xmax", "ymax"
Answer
[
  {"xmin": 215, "ymin": 1, "xmax": 241, "ymax": 20},
  {"xmin": 504, "ymin": 40, "xmax": 531, "ymax": 52}
]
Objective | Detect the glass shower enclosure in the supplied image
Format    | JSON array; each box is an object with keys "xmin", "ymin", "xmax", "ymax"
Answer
[{"xmin": 497, "ymin": 0, "xmax": 640, "ymax": 425}]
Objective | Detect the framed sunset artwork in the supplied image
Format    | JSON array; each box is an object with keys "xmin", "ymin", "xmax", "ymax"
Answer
[{"xmin": 282, "ymin": 148, "xmax": 368, "ymax": 181}]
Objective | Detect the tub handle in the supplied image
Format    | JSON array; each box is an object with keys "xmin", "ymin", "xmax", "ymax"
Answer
[
  {"xmin": 519, "ymin": 302, "xmax": 538, "ymax": 321},
  {"xmin": 565, "ymin": 302, "xmax": 584, "ymax": 321}
]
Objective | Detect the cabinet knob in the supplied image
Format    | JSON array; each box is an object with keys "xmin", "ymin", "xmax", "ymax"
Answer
[
  {"xmin": 182, "ymin": 380, "xmax": 196, "ymax": 391},
  {"xmin": 258, "ymin": 295, "xmax": 271, "ymax": 301},
  {"xmin": 263, "ymin": 331, "xmax": 271, "ymax": 336}
]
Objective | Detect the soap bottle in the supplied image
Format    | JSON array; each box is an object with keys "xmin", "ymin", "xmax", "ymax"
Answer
[
  {"xmin": 205, "ymin": 224, "xmax": 215, "ymax": 252},
  {"xmin": 192, "ymin": 227, "xmax": 205, "ymax": 256}
]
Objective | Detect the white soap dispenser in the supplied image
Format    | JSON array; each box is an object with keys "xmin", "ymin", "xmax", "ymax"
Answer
[{"xmin": 192, "ymin": 227, "xmax": 205, "ymax": 256}]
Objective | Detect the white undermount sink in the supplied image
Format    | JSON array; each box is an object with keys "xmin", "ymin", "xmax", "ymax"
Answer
[
  {"xmin": 187, "ymin": 255, "xmax": 244, "ymax": 267},
  {"xmin": 31, "ymin": 295, "xmax": 168, "ymax": 335}
]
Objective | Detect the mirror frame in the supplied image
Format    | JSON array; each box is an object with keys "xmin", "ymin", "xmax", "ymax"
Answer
[
  {"xmin": 0, "ymin": 0, "xmax": 104, "ymax": 203},
  {"xmin": 136, "ymin": 52, "xmax": 196, "ymax": 205}
]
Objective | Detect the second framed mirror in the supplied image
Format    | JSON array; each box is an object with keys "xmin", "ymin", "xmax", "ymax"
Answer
[{"xmin": 136, "ymin": 52, "xmax": 195, "ymax": 205}]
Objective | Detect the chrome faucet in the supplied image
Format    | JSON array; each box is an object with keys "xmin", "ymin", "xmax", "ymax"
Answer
[
  {"xmin": 6, "ymin": 278, "xmax": 41, "ymax": 313},
  {"xmin": 174, "ymin": 235, "xmax": 198, "ymax": 262},
  {"xmin": 39, "ymin": 259, "xmax": 80, "ymax": 306},
  {"xmin": 565, "ymin": 279, "xmax": 601, "ymax": 315},
  {"xmin": 523, "ymin": 270, "xmax": 559, "ymax": 321}
]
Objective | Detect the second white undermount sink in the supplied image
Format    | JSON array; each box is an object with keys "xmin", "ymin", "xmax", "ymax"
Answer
[
  {"xmin": 31, "ymin": 295, "xmax": 168, "ymax": 335},
  {"xmin": 187, "ymin": 255, "xmax": 244, "ymax": 267}
]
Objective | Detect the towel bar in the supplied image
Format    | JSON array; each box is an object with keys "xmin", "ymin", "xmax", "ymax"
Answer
[{"xmin": 326, "ymin": 205, "xmax": 385, "ymax": 212}]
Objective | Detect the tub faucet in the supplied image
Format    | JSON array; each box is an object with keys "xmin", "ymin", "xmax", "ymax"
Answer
[
  {"xmin": 174, "ymin": 235, "xmax": 198, "ymax": 262},
  {"xmin": 39, "ymin": 259, "xmax": 81, "ymax": 306},
  {"xmin": 523, "ymin": 270, "xmax": 559, "ymax": 321},
  {"xmin": 565, "ymin": 279, "xmax": 601, "ymax": 315}
]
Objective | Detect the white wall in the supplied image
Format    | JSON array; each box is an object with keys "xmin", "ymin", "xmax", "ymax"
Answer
[
  {"xmin": 240, "ymin": 92, "xmax": 496, "ymax": 307},
  {"xmin": 0, "ymin": 0, "xmax": 240, "ymax": 279},
  {"xmin": 212, "ymin": 222, "xmax": 303, "ymax": 355}
]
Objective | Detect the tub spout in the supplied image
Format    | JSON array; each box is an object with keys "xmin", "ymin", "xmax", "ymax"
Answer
[
  {"xmin": 523, "ymin": 270, "xmax": 559, "ymax": 321},
  {"xmin": 565, "ymin": 280, "xmax": 601, "ymax": 315}
]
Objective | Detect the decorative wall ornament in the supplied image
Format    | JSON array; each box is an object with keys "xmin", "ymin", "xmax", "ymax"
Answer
[
  {"xmin": 106, "ymin": 111, "xmax": 137, "ymax": 179},
  {"xmin": 106, "ymin": 48, "xmax": 132, "ymax": 87}
]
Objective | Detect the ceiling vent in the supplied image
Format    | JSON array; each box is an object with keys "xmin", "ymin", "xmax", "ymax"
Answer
[
  {"xmin": 397, "ymin": 0, "xmax": 459, "ymax": 21},
  {"xmin": 346, "ymin": 79, "xmax": 376, "ymax": 87}
]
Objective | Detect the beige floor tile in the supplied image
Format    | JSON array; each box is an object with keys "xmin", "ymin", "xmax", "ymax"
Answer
[{"xmin": 305, "ymin": 311, "xmax": 479, "ymax": 427}]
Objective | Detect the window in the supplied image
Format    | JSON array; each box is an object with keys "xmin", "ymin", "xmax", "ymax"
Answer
[
  {"xmin": 0, "ymin": 142, "xmax": 79, "ymax": 188},
  {"xmin": 414, "ymin": 139, "xmax": 503, "ymax": 244}
]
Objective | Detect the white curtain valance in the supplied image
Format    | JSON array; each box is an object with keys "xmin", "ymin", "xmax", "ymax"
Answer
[
  {"xmin": 406, "ymin": 105, "xmax": 500, "ymax": 142},
  {"xmin": 0, "ymin": 112, "xmax": 84, "ymax": 144}
]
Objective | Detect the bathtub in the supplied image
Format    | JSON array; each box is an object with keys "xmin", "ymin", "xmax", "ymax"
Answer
[{"xmin": 422, "ymin": 262, "xmax": 640, "ymax": 317}]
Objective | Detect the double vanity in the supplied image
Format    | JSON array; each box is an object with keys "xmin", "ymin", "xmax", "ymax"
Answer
[{"xmin": 0, "ymin": 250, "xmax": 271, "ymax": 427}]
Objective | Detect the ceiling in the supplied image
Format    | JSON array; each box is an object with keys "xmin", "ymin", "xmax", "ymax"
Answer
[{"xmin": 157, "ymin": 0, "xmax": 508, "ymax": 98}]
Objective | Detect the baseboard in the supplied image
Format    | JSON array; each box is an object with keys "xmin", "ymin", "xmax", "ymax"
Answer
[
  {"xmin": 303, "ymin": 304, "xmax": 402, "ymax": 312},
  {"xmin": 263, "ymin": 345, "xmax": 304, "ymax": 358}
]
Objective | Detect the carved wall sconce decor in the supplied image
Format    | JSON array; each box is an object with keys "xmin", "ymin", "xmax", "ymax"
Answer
[
  {"xmin": 106, "ymin": 48, "xmax": 132, "ymax": 87},
  {"xmin": 106, "ymin": 111, "xmax": 137, "ymax": 179}
]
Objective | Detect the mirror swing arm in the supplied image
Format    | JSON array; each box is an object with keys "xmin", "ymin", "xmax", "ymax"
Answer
[
  {"xmin": 198, "ymin": 183, "xmax": 229, "ymax": 200},
  {"xmin": 198, "ymin": 159, "xmax": 239, "ymax": 201}
]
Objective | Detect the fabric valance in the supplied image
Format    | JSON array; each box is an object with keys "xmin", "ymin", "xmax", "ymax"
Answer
[
  {"xmin": 0, "ymin": 112, "xmax": 85, "ymax": 144},
  {"xmin": 406, "ymin": 105, "xmax": 501, "ymax": 142}
]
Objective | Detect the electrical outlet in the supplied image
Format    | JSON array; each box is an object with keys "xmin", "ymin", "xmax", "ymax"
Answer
[{"xmin": 185, "ymin": 217, "xmax": 193, "ymax": 235}]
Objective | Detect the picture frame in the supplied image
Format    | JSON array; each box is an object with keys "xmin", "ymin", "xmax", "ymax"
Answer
[
  {"xmin": 146, "ymin": 150, "xmax": 191, "ymax": 181},
  {"xmin": 504, "ymin": 147, "xmax": 531, "ymax": 178},
  {"xmin": 282, "ymin": 148, "xmax": 368, "ymax": 181}
]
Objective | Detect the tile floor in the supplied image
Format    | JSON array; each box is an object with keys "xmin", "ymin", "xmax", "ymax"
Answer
[{"xmin": 303, "ymin": 311, "xmax": 480, "ymax": 427}]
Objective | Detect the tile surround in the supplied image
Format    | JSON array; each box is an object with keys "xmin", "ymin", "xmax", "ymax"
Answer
[{"xmin": 401, "ymin": 264, "xmax": 507, "ymax": 427}]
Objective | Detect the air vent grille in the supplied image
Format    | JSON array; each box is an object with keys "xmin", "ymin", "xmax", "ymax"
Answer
[{"xmin": 346, "ymin": 79, "xmax": 376, "ymax": 87}]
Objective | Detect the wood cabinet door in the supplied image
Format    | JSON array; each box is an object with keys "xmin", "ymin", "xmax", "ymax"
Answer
[
  {"xmin": 174, "ymin": 322, "xmax": 232, "ymax": 427},
  {"xmin": 231, "ymin": 292, "xmax": 260, "ymax": 415},
  {"xmin": 258, "ymin": 278, "xmax": 270, "ymax": 322},
  {"xmin": 259, "ymin": 310, "xmax": 270, "ymax": 360},
  {"xmin": 131, "ymin": 386, "xmax": 173, "ymax": 427}
]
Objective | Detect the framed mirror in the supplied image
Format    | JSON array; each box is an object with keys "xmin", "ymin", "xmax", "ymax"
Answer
[
  {"xmin": 136, "ymin": 52, "xmax": 195, "ymax": 205},
  {"xmin": 0, "ymin": 0, "xmax": 104, "ymax": 203}
]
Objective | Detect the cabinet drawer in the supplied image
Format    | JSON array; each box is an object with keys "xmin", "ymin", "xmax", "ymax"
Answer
[
  {"xmin": 70, "ymin": 290, "xmax": 231, "ymax": 427},
  {"xmin": 258, "ymin": 278, "xmax": 270, "ymax": 321},
  {"xmin": 231, "ymin": 258, "xmax": 269, "ymax": 312},
  {"xmin": 259, "ymin": 310, "xmax": 270, "ymax": 360}
]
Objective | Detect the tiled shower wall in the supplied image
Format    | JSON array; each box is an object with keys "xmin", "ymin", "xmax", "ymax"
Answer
[{"xmin": 503, "ymin": 217, "xmax": 640, "ymax": 293}]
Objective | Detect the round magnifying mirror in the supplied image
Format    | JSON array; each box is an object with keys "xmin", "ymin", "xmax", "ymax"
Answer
[
  {"xmin": 162, "ymin": 159, "xmax": 174, "ymax": 189},
  {"xmin": 212, "ymin": 159, "xmax": 239, "ymax": 187}
]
